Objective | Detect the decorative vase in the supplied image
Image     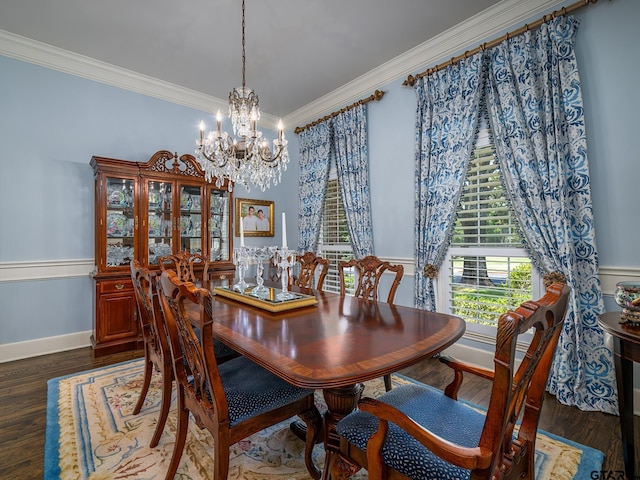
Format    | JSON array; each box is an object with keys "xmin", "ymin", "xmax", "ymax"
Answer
[{"xmin": 614, "ymin": 281, "xmax": 640, "ymax": 322}]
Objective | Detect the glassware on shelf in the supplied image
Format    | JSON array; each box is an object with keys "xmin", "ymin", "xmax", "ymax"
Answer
[
  {"xmin": 106, "ymin": 245, "xmax": 134, "ymax": 267},
  {"xmin": 180, "ymin": 188, "xmax": 192, "ymax": 211}
]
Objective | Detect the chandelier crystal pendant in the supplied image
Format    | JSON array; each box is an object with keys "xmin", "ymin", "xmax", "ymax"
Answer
[{"xmin": 195, "ymin": 0, "xmax": 289, "ymax": 192}]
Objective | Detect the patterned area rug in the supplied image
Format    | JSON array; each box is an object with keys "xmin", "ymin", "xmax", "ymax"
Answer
[{"xmin": 45, "ymin": 358, "xmax": 603, "ymax": 479}]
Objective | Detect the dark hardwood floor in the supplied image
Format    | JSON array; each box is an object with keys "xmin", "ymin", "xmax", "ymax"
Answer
[{"xmin": 0, "ymin": 347, "xmax": 632, "ymax": 479}]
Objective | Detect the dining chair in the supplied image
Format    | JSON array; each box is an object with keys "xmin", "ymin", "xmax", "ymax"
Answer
[
  {"xmin": 157, "ymin": 250, "xmax": 208, "ymax": 283},
  {"xmin": 339, "ymin": 255, "xmax": 404, "ymax": 390},
  {"xmin": 293, "ymin": 251, "xmax": 330, "ymax": 290},
  {"xmin": 158, "ymin": 252, "xmax": 240, "ymax": 363},
  {"xmin": 156, "ymin": 270, "xmax": 323, "ymax": 480},
  {"xmin": 330, "ymin": 281, "xmax": 570, "ymax": 480},
  {"xmin": 129, "ymin": 260, "xmax": 172, "ymax": 448}
]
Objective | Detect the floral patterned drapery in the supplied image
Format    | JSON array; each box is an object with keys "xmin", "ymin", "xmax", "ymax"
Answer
[
  {"xmin": 297, "ymin": 121, "xmax": 332, "ymax": 253},
  {"xmin": 485, "ymin": 16, "xmax": 617, "ymax": 414},
  {"xmin": 414, "ymin": 52, "xmax": 485, "ymax": 311},
  {"xmin": 333, "ymin": 104, "xmax": 374, "ymax": 258}
]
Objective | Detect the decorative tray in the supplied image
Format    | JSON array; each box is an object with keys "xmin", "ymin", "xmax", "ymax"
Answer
[{"xmin": 213, "ymin": 286, "xmax": 318, "ymax": 313}]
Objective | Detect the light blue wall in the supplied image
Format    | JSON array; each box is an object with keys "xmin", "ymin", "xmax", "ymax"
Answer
[{"xmin": 0, "ymin": 0, "xmax": 637, "ymax": 347}]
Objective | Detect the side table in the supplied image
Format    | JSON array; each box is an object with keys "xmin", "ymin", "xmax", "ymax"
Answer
[{"xmin": 598, "ymin": 311, "xmax": 640, "ymax": 480}]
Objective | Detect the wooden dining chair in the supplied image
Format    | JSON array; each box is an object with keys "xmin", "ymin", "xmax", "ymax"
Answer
[
  {"xmin": 158, "ymin": 250, "xmax": 240, "ymax": 363},
  {"xmin": 339, "ymin": 255, "xmax": 404, "ymax": 304},
  {"xmin": 156, "ymin": 270, "xmax": 323, "ymax": 480},
  {"xmin": 330, "ymin": 281, "xmax": 570, "ymax": 480},
  {"xmin": 157, "ymin": 250, "xmax": 208, "ymax": 283},
  {"xmin": 339, "ymin": 255, "xmax": 404, "ymax": 390},
  {"xmin": 129, "ymin": 260, "xmax": 172, "ymax": 448},
  {"xmin": 293, "ymin": 251, "xmax": 330, "ymax": 290}
]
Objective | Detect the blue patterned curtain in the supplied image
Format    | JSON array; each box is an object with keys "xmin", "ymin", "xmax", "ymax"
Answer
[
  {"xmin": 486, "ymin": 16, "xmax": 617, "ymax": 414},
  {"xmin": 333, "ymin": 104, "xmax": 374, "ymax": 258},
  {"xmin": 297, "ymin": 121, "xmax": 332, "ymax": 253},
  {"xmin": 414, "ymin": 52, "xmax": 485, "ymax": 311}
]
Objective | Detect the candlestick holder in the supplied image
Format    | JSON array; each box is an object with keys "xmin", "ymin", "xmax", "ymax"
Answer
[
  {"xmin": 275, "ymin": 247, "xmax": 296, "ymax": 301},
  {"xmin": 232, "ymin": 246, "xmax": 251, "ymax": 292},
  {"xmin": 252, "ymin": 246, "xmax": 277, "ymax": 297}
]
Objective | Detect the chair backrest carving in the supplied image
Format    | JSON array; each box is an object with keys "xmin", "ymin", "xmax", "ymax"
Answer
[
  {"xmin": 339, "ymin": 255, "xmax": 404, "ymax": 303},
  {"xmin": 130, "ymin": 260, "xmax": 168, "ymax": 358},
  {"xmin": 158, "ymin": 250, "xmax": 208, "ymax": 283},
  {"xmin": 480, "ymin": 281, "xmax": 570, "ymax": 478},
  {"xmin": 157, "ymin": 270, "xmax": 225, "ymax": 418},
  {"xmin": 294, "ymin": 251, "xmax": 330, "ymax": 290}
]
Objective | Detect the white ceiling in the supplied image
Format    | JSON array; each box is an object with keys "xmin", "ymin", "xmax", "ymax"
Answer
[{"xmin": 0, "ymin": 0, "xmax": 566, "ymax": 127}]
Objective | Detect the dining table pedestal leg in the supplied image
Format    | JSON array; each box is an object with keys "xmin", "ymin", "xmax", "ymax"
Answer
[{"xmin": 321, "ymin": 383, "xmax": 365, "ymax": 480}]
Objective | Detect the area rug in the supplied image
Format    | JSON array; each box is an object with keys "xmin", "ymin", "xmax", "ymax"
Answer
[{"xmin": 45, "ymin": 358, "xmax": 603, "ymax": 479}]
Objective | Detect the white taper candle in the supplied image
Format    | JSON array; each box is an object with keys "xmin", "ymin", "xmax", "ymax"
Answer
[{"xmin": 282, "ymin": 212, "xmax": 288, "ymax": 248}]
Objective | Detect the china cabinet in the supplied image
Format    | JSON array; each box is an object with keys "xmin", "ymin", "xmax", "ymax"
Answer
[{"xmin": 91, "ymin": 150, "xmax": 234, "ymax": 356}]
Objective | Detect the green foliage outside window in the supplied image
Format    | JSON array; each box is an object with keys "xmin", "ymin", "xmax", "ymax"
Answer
[{"xmin": 451, "ymin": 263, "xmax": 531, "ymax": 326}]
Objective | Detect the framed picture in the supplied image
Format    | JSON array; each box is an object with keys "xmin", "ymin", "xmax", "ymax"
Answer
[{"xmin": 235, "ymin": 198, "xmax": 275, "ymax": 237}]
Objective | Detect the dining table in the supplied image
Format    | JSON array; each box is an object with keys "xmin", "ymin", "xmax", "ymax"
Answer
[{"xmin": 188, "ymin": 280, "xmax": 466, "ymax": 479}]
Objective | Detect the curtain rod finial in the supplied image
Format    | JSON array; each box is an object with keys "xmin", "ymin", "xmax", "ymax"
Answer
[{"xmin": 403, "ymin": 74, "xmax": 416, "ymax": 87}]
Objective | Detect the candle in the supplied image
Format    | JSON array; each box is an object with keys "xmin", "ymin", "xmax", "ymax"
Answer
[
  {"xmin": 277, "ymin": 120, "xmax": 284, "ymax": 142},
  {"xmin": 240, "ymin": 216, "xmax": 245, "ymax": 247},
  {"xmin": 216, "ymin": 111, "xmax": 222, "ymax": 136},
  {"xmin": 281, "ymin": 212, "xmax": 287, "ymax": 249},
  {"xmin": 199, "ymin": 121, "xmax": 205, "ymax": 142}
]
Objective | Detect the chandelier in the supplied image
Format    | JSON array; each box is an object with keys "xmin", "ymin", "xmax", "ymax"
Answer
[{"xmin": 195, "ymin": 0, "xmax": 289, "ymax": 192}]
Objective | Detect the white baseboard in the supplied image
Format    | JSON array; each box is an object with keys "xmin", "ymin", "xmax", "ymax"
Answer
[{"xmin": 0, "ymin": 330, "xmax": 93, "ymax": 363}]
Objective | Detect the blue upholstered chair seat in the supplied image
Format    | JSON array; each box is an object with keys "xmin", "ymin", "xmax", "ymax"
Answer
[
  {"xmin": 212, "ymin": 338, "xmax": 237, "ymax": 359},
  {"xmin": 190, "ymin": 327, "xmax": 237, "ymax": 363},
  {"xmin": 198, "ymin": 355, "xmax": 316, "ymax": 427},
  {"xmin": 336, "ymin": 383, "xmax": 486, "ymax": 480}
]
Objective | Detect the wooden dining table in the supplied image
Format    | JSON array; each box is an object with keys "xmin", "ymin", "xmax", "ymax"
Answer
[{"xmin": 188, "ymin": 282, "xmax": 466, "ymax": 479}]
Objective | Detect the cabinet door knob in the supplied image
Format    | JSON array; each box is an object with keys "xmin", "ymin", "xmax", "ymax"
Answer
[{"xmin": 115, "ymin": 283, "xmax": 125, "ymax": 290}]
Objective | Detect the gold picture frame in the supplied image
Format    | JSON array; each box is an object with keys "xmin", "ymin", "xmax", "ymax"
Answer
[{"xmin": 235, "ymin": 198, "xmax": 275, "ymax": 237}]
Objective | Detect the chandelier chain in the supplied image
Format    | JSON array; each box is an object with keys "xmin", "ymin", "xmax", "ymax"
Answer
[{"xmin": 241, "ymin": 0, "xmax": 246, "ymax": 89}]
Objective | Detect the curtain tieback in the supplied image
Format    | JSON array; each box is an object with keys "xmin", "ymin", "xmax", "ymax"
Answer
[
  {"xmin": 423, "ymin": 264, "xmax": 439, "ymax": 279},
  {"xmin": 543, "ymin": 271, "xmax": 567, "ymax": 288}
]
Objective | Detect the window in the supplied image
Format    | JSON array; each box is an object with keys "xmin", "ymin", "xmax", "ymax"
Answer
[
  {"xmin": 442, "ymin": 111, "xmax": 541, "ymax": 334},
  {"xmin": 318, "ymin": 166, "xmax": 354, "ymax": 294}
]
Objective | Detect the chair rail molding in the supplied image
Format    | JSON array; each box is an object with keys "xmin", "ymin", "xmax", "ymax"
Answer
[
  {"xmin": 599, "ymin": 266, "xmax": 640, "ymax": 296},
  {"xmin": 0, "ymin": 259, "xmax": 95, "ymax": 282}
]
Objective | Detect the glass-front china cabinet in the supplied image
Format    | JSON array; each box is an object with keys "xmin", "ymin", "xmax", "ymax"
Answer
[{"xmin": 91, "ymin": 150, "xmax": 234, "ymax": 356}]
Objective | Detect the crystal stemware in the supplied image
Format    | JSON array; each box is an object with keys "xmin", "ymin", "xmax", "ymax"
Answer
[
  {"xmin": 275, "ymin": 248, "xmax": 296, "ymax": 301},
  {"xmin": 232, "ymin": 246, "xmax": 251, "ymax": 292},
  {"xmin": 251, "ymin": 246, "xmax": 278, "ymax": 297}
]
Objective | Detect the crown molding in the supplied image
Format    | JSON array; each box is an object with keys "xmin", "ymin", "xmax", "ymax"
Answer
[
  {"xmin": 0, "ymin": 29, "xmax": 230, "ymax": 113},
  {"xmin": 284, "ymin": 0, "xmax": 568, "ymax": 128},
  {"xmin": 1, "ymin": 0, "xmax": 570, "ymax": 131}
]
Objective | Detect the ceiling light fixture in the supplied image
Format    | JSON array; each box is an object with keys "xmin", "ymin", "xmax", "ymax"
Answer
[{"xmin": 196, "ymin": 0, "xmax": 288, "ymax": 192}]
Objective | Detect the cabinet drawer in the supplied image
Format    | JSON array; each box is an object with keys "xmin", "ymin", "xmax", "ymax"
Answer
[
  {"xmin": 99, "ymin": 279, "xmax": 133, "ymax": 294},
  {"xmin": 207, "ymin": 269, "xmax": 235, "ymax": 281}
]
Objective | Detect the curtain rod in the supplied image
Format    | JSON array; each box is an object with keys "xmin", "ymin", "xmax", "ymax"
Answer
[
  {"xmin": 403, "ymin": 0, "xmax": 601, "ymax": 87},
  {"xmin": 294, "ymin": 90, "xmax": 385, "ymax": 134}
]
